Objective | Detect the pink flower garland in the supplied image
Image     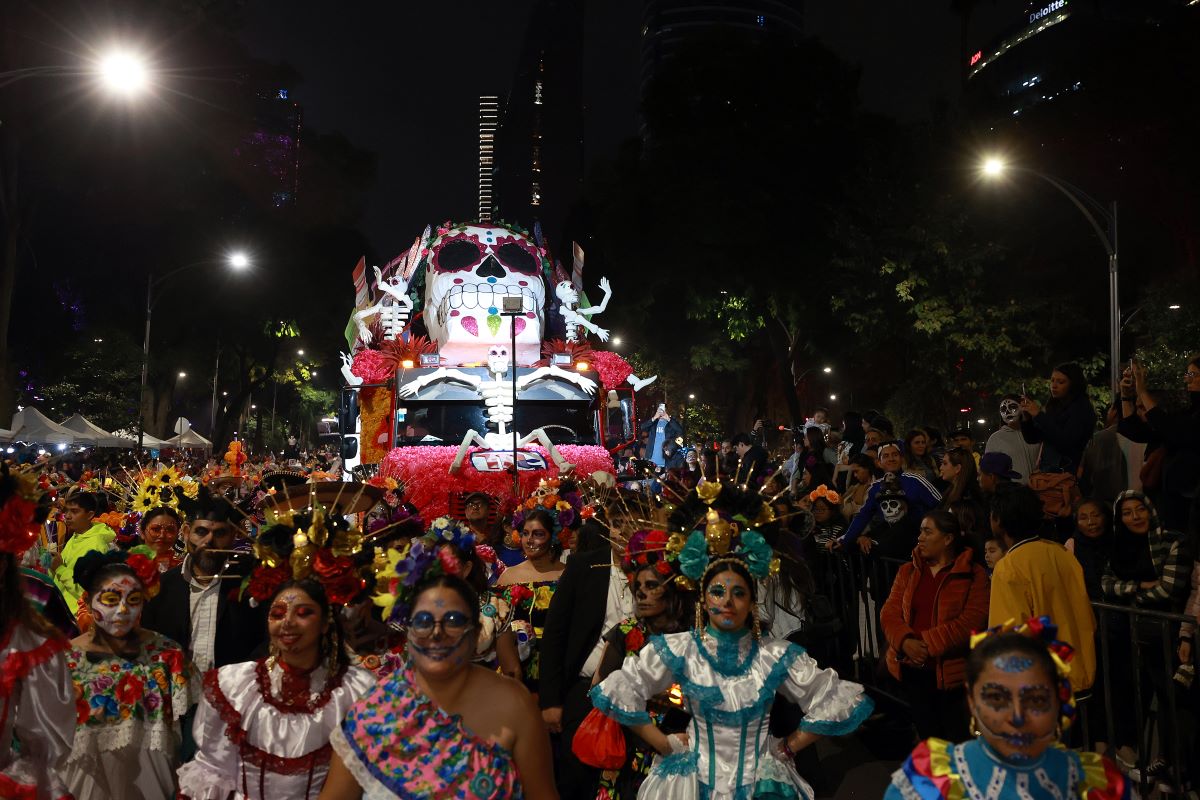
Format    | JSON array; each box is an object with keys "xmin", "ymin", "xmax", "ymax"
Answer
[
  {"xmin": 590, "ymin": 350, "xmax": 633, "ymax": 390},
  {"xmin": 380, "ymin": 445, "xmax": 615, "ymax": 521},
  {"xmin": 351, "ymin": 350, "xmax": 394, "ymax": 384}
]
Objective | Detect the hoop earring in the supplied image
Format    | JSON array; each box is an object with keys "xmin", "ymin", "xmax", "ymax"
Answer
[{"xmin": 969, "ymin": 716, "xmax": 981, "ymax": 738}]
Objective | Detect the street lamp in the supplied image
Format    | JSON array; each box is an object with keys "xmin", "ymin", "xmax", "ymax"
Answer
[
  {"xmin": 97, "ymin": 50, "xmax": 148, "ymax": 95},
  {"xmin": 137, "ymin": 252, "xmax": 249, "ymax": 449},
  {"xmin": 979, "ymin": 156, "xmax": 1120, "ymax": 394},
  {"xmin": 822, "ymin": 366, "xmax": 832, "ymax": 374},
  {"xmin": 177, "ymin": 371, "xmax": 186, "ymax": 379},
  {"xmin": 612, "ymin": 337, "xmax": 623, "ymax": 347},
  {"xmin": 829, "ymin": 394, "xmax": 838, "ymax": 401}
]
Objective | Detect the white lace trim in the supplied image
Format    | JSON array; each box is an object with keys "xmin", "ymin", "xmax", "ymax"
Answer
[
  {"xmin": 328, "ymin": 725, "xmax": 398, "ymax": 800},
  {"xmin": 63, "ymin": 719, "xmax": 181, "ymax": 764},
  {"xmin": 176, "ymin": 760, "xmax": 238, "ymax": 800}
]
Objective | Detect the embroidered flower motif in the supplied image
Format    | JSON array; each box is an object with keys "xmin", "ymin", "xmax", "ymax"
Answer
[{"xmin": 114, "ymin": 673, "xmax": 145, "ymax": 705}]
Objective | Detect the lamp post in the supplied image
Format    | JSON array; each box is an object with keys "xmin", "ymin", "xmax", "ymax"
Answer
[
  {"xmin": 980, "ymin": 158, "xmax": 1120, "ymax": 394},
  {"xmin": 138, "ymin": 252, "xmax": 249, "ymax": 449}
]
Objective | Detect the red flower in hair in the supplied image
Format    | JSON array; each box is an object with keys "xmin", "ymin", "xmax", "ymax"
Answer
[
  {"xmin": 247, "ymin": 565, "xmax": 291, "ymax": 602},
  {"xmin": 125, "ymin": 554, "xmax": 161, "ymax": 598},
  {"xmin": 0, "ymin": 495, "xmax": 37, "ymax": 554},
  {"xmin": 624, "ymin": 627, "xmax": 646, "ymax": 653},
  {"xmin": 437, "ymin": 546, "xmax": 462, "ymax": 576},
  {"xmin": 654, "ymin": 560, "xmax": 672, "ymax": 576}
]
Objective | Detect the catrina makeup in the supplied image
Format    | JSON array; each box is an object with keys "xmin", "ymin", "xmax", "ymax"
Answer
[
  {"xmin": 89, "ymin": 574, "xmax": 145, "ymax": 639},
  {"xmin": 971, "ymin": 654, "xmax": 1059, "ymax": 761}
]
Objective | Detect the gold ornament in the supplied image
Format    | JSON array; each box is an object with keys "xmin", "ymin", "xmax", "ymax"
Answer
[
  {"xmin": 768, "ymin": 557, "xmax": 781, "ymax": 577},
  {"xmin": 696, "ymin": 480, "xmax": 722, "ymax": 505},
  {"xmin": 674, "ymin": 574, "xmax": 696, "ymax": 591},
  {"xmin": 290, "ymin": 543, "xmax": 316, "ymax": 579},
  {"xmin": 705, "ymin": 509, "xmax": 732, "ymax": 556},
  {"xmin": 752, "ymin": 503, "xmax": 776, "ymax": 526},
  {"xmin": 666, "ymin": 532, "xmax": 688, "ymax": 554}
]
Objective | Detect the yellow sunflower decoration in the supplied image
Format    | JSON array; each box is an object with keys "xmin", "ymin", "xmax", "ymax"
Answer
[{"xmin": 116, "ymin": 465, "xmax": 198, "ymax": 518}]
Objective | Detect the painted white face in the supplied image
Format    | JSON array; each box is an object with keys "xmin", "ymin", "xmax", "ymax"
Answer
[
  {"xmin": 89, "ymin": 574, "xmax": 145, "ymax": 638},
  {"xmin": 486, "ymin": 346, "xmax": 511, "ymax": 377},
  {"xmin": 1000, "ymin": 399, "xmax": 1020, "ymax": 425},
  {"xmin": 422, "ymin": 224, "xmax": 546, "ymax": 365},
  {"xmin": 880, "ymin": 498, "xmax": 907, "ymax": 524}
]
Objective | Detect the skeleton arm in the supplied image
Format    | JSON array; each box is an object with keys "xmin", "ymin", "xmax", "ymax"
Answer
[
  {"xmin": 353, "ymin": 303, "xmax": 383, "ymax": 345},
  {"xmin": 517, "ymin": 366, "xmax": 597, "ymax": 395},
  {"xmin": 397, "ymin": 368, "xmax": 482, "ymax": 398},
  {"xmin": 374, "ymin": 266, "xmax": 414, "ymax": 310},
  {"xmin": 576, "ymin": 276, "xmax": 612, "ymax": 317},
  {"xmin": 558, "ymin": 306, "xmax": 610, "ymax": 342},
  {"xmin": 339, "ymin": 353, "xmax": 363, "ymax": 387}
]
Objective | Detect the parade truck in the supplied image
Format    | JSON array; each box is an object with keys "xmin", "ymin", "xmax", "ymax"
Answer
[{"xmin": 338, "ymin": 221, "xmax": 655, "ymax": 520}]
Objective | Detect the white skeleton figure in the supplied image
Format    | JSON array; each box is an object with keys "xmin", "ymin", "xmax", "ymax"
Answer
[
  {"xmin": 556, "ymin": 277, "xmax": 612, "ymax": 343},
  {"xmin": 339, "ymin": 352, "xmax": 363, "ymax": 387},
  {"xmin": 354, "ymin": 266, "xmax": 414, "ymax": 345},
  {"xmin": 397, "ymin": 345, "xmax": 597, "ymax": 474}
]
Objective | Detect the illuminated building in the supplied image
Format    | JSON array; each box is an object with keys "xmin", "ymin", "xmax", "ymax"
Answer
[
  {"xmin": 238, "ymin": 88, "xmax": 302, "ymax": 211},
  {"xmin": 479, "ymin": 95, "xmax": 500, "ymax": 222}
]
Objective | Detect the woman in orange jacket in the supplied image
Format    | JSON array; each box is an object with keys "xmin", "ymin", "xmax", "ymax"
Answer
[{"xmin": 880, "ymin": 509, "xmax": 991, "ymax": 742}]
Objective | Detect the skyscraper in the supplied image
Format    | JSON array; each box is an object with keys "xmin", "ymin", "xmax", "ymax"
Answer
[
  {"xmin": 238, "ymin": 88, "xmax": 303, "ymax": 211},
  {"xmin": 640, "ymin": 0, "xmax": 805, "ymax": 98},
  {"xmin": 478, "ymin": 95, "xmax": 501, "ymax": 222}
]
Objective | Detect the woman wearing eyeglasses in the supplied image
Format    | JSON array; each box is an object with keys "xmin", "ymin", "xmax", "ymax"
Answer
[
  {"xmin": 321, "ymin": 572, "xmax": 558, "ymax": 799},
  {"xmin": 140, "ymin": 507, "xmax": 183, "ymax": 572}
]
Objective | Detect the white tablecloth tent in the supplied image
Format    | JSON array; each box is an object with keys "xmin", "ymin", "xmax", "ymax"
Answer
[
  {"xmin": 60, "ymin": 414, "xmax": 136, "ymax": 448},
  {"xmin": 109, "ymin": 427, "xmax": 171, "ymax": 449},
  {"xmin": 6, "ymin": 408, "xmax": 77, "ymax": 445},
  {"xmin": 167, "ymin": 418, "xmax": 213, "ymax": 450}
]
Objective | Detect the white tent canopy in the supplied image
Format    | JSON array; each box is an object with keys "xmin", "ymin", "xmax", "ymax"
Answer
[
  {"xmin": 7, "ymin": 408, "xmax": 77, "ymax": 445},
  {"xmin": 60, "ymin": 414, "xmax": 136, "ymax": 448},
  {"xmin": 109, "ymin": 427, "xmax": 170, "ymax": 449},
  {"xmin": 168, "ymin": 418, "xmax": 212, "ymax": 450}
]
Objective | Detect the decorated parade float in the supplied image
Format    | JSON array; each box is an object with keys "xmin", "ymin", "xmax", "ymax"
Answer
[{"xmin": 338, "ymin": 221, "xmax": 655, "ymax": 520}]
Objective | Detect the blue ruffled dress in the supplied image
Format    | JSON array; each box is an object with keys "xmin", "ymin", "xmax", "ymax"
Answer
[{"xmin": 590, "ymin": 627, "xmax": 873, "ymax": 800}]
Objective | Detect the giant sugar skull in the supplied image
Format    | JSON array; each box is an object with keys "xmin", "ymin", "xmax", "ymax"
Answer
[{"xmin": 422, "ymin": 223, "xmax": 547, "ymax": 366}]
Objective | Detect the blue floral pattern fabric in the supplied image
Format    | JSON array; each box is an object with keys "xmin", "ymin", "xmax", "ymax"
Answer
[{"xmin": 330, "ymin": 662, "xmax": 522, "ymax": 799}]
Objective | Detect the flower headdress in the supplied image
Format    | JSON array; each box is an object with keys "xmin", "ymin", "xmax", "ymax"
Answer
[
  {"xmin": 243, "ymin": 503, "xmax": 373, "ymax": 607},
  {"xmin": 0, "ymin": 463, "xmax": 52, "ymax": 555},
  {"xmin": 372, "ymin": 516, "xmax": 477, "ymax": 628},
  {"xmin": 669, "ymin": 479, "xmax": 780, "ymax": 589},
  {"xmin": 118, "ymin": 465, "xmax": 200, "ymax": 517},
  {"xmin": 73, "ymin": 546, "xmax": 163, "ymax": 602},
  {"xmin": 807, "ymin": 485, "xmax": 841, "ymax": 506},
  {"xmin": 622, "ymin": 529, "xmax": 683, "ymax": 582},
  {"xmin": 508, "ymin": 477, "xmax": 586, "ymax": 551},
  {"xmin": 969, "ymin": 616, "xmax": 1077, "ymax": 732}
]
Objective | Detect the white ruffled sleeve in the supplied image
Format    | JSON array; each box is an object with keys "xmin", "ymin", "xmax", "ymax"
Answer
[
  {"xmin": 176, "ymin": 665, "xmax": 243, "ymax": 800},
  {"xmin": 3, "ymin": 631, "xmax": 75, "ymax": 800},
  {"xmin": 776, "ymin": 642, "xmax": 874, "ymax": 736},
  {"xmin": 588, "ymin": 633, "xmax": 679, "ymax": 726}
]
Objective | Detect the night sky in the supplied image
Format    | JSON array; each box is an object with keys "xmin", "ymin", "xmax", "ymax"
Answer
[{"xmin": 239, "ymin": 1, "xmax": 1016, "ymax": 261}]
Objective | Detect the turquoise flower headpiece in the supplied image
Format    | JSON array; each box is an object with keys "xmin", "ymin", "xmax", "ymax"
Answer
[{"xmin": 678, "ymin": 508, "xmax": 778, "ymax": 584}]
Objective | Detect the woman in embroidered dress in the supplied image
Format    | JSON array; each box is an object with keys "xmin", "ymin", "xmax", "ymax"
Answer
[
  {"xmin": 498, "ymin": 507, "xmax": 568, "ymax": 690},
  {"xmin": 590, "ymin": 486, "xmax": 873, "ymax": 800},
  {"xmin": 589, "ymin": 529, "xmax": 694, "ymax": 800},
  {"xmin": 63, "ymin": 549, "xmax": 194, "ymax": 800},
  {"xmin": 0, "ymin": 464, "xmax": 75, "ymax": 800},
  {"xmin": 885, "ymin": 618, "xmax": 1132, "ymax": 799},
  {"xmin": 320, "ymin": 572, "xmax": 558, "ymax": 799},
  {"xmin": 177, "ymin": 578, "xmax": 374, "ymax": 799}
]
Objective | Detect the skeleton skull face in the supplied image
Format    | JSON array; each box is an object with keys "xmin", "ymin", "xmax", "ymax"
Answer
[
  {"xmin": 999, "ymin": 398, "xmax": 1020, "ymax": 425},
  {"xmin": 555, "ymin": 281, "xmax": 579, "ymax": 306},
  {"xmin": 487, "ymin": 346, "xmax": 511, "ymax": 377},
  {"xmin": 879, "ymin": 497, "xmax": 908, "ymax": 524},
  {"xmin": 422, "ymin": 223, "xmax": 547, "ymax": 366}
]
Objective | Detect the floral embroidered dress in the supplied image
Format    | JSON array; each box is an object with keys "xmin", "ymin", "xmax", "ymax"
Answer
[
  {"xmin": 177, "ymin": 658, "xmax": 375, "ymax": 800},
  {"xmin": 0, "ymin": 622, "xmax": 74, "ymax": 800},
  {"xmin": 63, "ymin": 630, "xmax": 194, "ymax": 800},
  {"xmin": 500, "ymin": 579, "xmax": 558, "ymax": 689},
  {"xmin": 331, "ymin": 662, "xmax": 522, "ymax": 799},
  {"xmin": 591, "ymin": 627, "xmax": 873, "ymax": 800},
  {"xmin": 884, "ymin": 738, "xmax": 1133, "ymax": 799}
]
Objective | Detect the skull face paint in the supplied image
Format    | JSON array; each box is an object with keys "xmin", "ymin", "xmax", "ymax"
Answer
[
  {"xmin": 879, "ymin": 498, "xmax": 908, "ymax": 525},
  {"xmin": 633, "ymin": 567, "xmax": 668, "ymax": 620},
  {"xmin": 422, "ymin": 223, "xmax": 547, "ymax": 366},
  {"xmin": 1000, "ymin": 399, "xmax": 1020, "ymax": 426},
  {"xmin": 89, "ymin": 574, "xmax": 145, "ymax": 639}
]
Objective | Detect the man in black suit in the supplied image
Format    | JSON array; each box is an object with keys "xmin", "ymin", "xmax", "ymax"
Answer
[
  {"xmin": 733, "ymin": 431, "xmax": 769, "ymax": 486},
  {"xmin": 538, "ymin": 494, "xmax": 646, "ymax": 796},
  {"xmin": 142, "ymin": 497, "xmax": 265, "ymax": 673}
]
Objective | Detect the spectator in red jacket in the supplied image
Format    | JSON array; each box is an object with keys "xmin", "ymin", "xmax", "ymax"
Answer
[{"xmin": 880, "ymin": 509, "xmax": 991, "ymax": 742}]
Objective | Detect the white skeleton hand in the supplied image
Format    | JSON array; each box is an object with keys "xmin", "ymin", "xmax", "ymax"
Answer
[
  {"xmin": 592, "ymin": 325, "xmax": 610, "ymax": 342},
  {"xmin": 597, "ymin": 276, "xmax": 611, "ymax": 295}
]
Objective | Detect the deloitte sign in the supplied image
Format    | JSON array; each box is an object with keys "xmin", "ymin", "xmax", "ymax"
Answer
[{"xmin": 1029, "ymin": 0, "xmax": 1066, "ymax": 24}]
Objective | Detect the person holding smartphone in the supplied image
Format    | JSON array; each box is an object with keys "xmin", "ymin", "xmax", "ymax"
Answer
[{"xmin": 639, "ymin": 403, "xmax": 683, "ymax": 470}]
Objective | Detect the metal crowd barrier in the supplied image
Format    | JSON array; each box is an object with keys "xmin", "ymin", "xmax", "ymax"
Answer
[{"xmin": 816, "ymin": 551, "xmax": 1196, "ymax": 795}]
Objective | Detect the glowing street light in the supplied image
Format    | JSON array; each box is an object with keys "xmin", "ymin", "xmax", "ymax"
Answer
[
  {"xmin": 228, "ymin": 251, "xmax": 251, "ymax": 270},
  {"xmin": 1169, "ymin": 304, "xmax": 1182, "ymax": 310},
  {"xmin": 612, "ymin": 337, "xmax": 623, "ymax": 346},
  {"xmin": 977, "ymin": 418, "xmax": 987, "ymax": 425},
  {"xmin": 177, "ymin": 371, "xmax": 187, "ymax": 379},
  {"xmin": 97, "ymin": 50, "xmax": 149, "ymax": 95},
  {"xmin": 978, "ymin": 154, "xmax": 1120, "ymax": 394},
  {"xmin": 829, "ymin": 394, "xmax": 837, "ymax": 401},
  {"xmin": 297, "ymin": 349, "xmax": 305, "ymax": 356},
  {"xmin": 822, "ymin": 366, "xmax": 832, "ymax": 374},
  {"xmin": 688, "ymin": 393, "xmax": 696, "ymax": 400}
]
